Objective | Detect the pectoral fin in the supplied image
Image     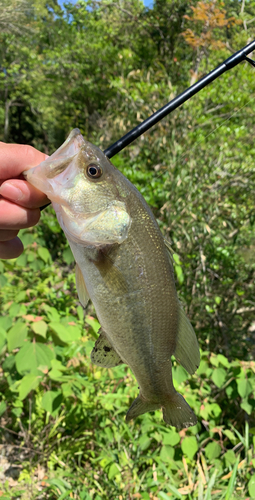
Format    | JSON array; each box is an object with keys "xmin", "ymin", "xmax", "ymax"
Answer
[
  {"xmin": 91, "ymin": 328, "xmax": 124, "ymax": 367},
  {"xmin": 174, "ymin": 305, "xmax": 200, "ymax": 375},
  {"xmin": 75, "ymin": 264, "xmax": 90, "ymax": 308}
]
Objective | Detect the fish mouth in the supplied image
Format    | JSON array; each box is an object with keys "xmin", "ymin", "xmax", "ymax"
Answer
[
  {"xmin": 23, "ymin": 157, "xmax": 79, "ymax": 205},
  {"xmin": 23, "ymin": 129, "xmax": 84, "ymax": 200}
]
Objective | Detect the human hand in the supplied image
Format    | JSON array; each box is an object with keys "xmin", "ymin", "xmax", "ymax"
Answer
[{"xmin": 0, "ymin": 142, "xmax": 49, "ymax": 259}]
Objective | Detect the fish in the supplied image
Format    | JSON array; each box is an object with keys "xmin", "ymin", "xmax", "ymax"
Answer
[{"xmin": 23, "ymin": 128, "xmax": 200, "ymax": 429}]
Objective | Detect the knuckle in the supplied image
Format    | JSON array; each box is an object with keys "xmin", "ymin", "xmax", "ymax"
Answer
[{"xmin": 20, "ymin": 144, "xmax": 38, "ymax": 163}]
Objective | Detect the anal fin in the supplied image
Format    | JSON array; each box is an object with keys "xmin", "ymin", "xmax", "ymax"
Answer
[
  {"xmin": 91, "ymin": 328, "xmax": 124, "ymax": 368},
  {"xmin": 174, "ymin": 305, "xmax": 200, "ymax": 375}
]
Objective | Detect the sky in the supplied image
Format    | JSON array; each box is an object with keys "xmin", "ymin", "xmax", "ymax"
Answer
[{"xmin": 58, "ymin": 0, "xmax": 153, "ymax": 8}]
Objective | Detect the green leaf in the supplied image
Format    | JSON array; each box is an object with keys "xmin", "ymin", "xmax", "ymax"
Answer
[
  {"xmin": 63, "ymin": 247, "xmax": 74, "ymax": 264},
  {"xmin": 49, "ymin": 322, "xmax": 77, "ymax": 343},
  {"xmin": 173, "ymin": 365, "xmax": 188, "ymax": 385},
  {"xmin": 37, "ymin": 247, "xmax": 51, "ymax": 263},
  {"xmin": 108, "ymin": 463, "xmax": 119, "ymax": 480},
  {"xmin": 0, "ymin": 316, "xmax": 12, "ymax": 331},
  {"xmin": 217, "ymin": 354, "xmax": 230, "ymax": 367},
  {"xmin": 210, "ymin": 355, "xmax": 219, "ymax": 367},
  {"xmin": 141, "ymin": 494, "xmax": 150, "ymax": 500},
  {"xmin": 2, "ymin": 354, "xmax": 15, "ymax": 372},
  {"xmin": 248, "ymin": 475, "xmax": 255, "ymax": 498},
  {"xmin": 9, "ymin": 303, "xmax": 21, "ymax": 317},
  {"xmin": 138, "ymin": 434, "xmax": 151, "ymax": 451},
  {"xmin": 41, "ymin": 390, "xmax": 62, "ymax": 415},
  {"xmin": 237, "ymin": 378, "xmax": 253, "ymax": 398},
  {"xmin": 7, "ymin": 321, "xmax": 28, "ymax": 352},
  {"xmin": 223, "ymin": 430, "xmax": 237, "ymax": 444},
  {"xmin": 174, "ymin": 264, "xmax": 184, "ymax": 284},
  {"xmin": 211, "ymin": 367, "xmax": 226, "ymax": 388},
  {"xmin": 77, "ymin": 305, "xmax": 84, "ymax": 322},
  {"xmin": 208, "ymin": 403, "xmax": 222, "ymax": 417},
  {"xmin": 0, "ymin": 327, "xmax": 7, "ymax": 350},
  {"xmin": 173, "ymin": 253, "xmax": 181, "ymax": 265},
  {"xmin": 18, "ymin": 373, "xmax": 42, "ymax": 400},
  {"xmin": 31, "ymin": 320, "xmax": 48, "ymax": 338},
  {"xmin": 204, "ymin": 441, "xmax": 221, "ymax": 460},
  {"xmin": 15, "ymin": 342, "xmax": 55, "ymax": 375},
  {"xmin": 224, "ymin": 450, "xmax": 236, "ymax": 466},
  {"xmin": 181, "ymin": 436, "xmax": 198, "ymax": 460},
  {"xmin": 85, "ymin": 316, "xmax": 100, "ymax": 334},
  {"xmin": 15, "ymin": 291, "xmax": 27, "ymax": 303},
  {"xmin": 16, "ymin": 253, "xmax": 27, "ymax": 267},
  {"xmin": 160, "ymin": 445, "xmax": 175, "ymax": 462},
  {"xmin": 43, "ymin": 305, "xmax": 60, "ymax": 322},
  {"xmin": 240, "ymin": 398, "xmax": 253, "ymax": 415},
  {"xmin": 0, "ymin": 400, "xmax": 7, "ymax": 416},
  {"xmin": 162, "ymin": 429, "xmax": 180, "ymax": 446},
  {"xmin": 0, "ymin": 274, "xmax": 7, "ymax": 287}
]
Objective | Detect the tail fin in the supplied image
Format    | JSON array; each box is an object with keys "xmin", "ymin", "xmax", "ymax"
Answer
[
  {"xmin": 126, "ymin": 392, "xmax": 196, "ymax": 430},
  {"xmin": 126, "ymin": 395, "xmax": 160, "ymax": 422},
  {"xmin": 162, "ymin": 392, "xmax": 197, "ymax": 429}
]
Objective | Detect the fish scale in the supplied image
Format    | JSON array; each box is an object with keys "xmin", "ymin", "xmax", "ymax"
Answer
[{"xmin": 24, "ymin": 128, "xmax": 200, "ymax": 429}]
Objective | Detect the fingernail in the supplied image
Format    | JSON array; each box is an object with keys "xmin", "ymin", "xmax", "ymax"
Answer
[{"xmin": 0, "ymin": 182, "xmax": 24, "ymax": 201}]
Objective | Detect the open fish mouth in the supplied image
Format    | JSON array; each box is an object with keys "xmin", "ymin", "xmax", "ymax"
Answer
[{"xmin": 23, "ymin": 129, "xmax": 84, "ymax": 202}]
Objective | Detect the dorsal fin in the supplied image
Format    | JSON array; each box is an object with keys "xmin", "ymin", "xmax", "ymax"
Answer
[
  {"xmin": 174, "ymin": 305, "xmax": 200, "ymax": 375},
  {"xmin": 164, "ymin": 238, "xmax": 175, "ymax": 264}
]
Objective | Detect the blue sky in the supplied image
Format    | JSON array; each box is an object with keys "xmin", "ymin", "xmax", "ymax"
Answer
[{"xmin": 58, "ymin": 0, "xmax": 153, "ymax": 8}]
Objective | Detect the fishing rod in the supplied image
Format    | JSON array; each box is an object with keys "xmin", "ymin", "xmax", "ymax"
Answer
[
  {"xmin": 104, "ymin": 39, "xmax": 255, "ymax": 159},
  {"xmin": 40, "ymin": 39, "xmax": 255, "ymax": 211}
]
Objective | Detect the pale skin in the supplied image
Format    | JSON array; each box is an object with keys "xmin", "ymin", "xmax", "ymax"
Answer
[{"xmin": 0, "ymin": 142, "xmax": 49, "ymax": 259}]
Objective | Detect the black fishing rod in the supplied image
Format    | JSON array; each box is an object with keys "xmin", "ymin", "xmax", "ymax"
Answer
[{"xmin": 104, "ymin": 39, "xmax": 255, "ymax": 159}]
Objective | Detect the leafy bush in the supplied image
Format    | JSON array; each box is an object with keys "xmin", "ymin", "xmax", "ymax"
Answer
[
  {"xmin": 1, "ymin": 0, "xmax": 255, "ymax": 498},
  {"xmin": 0, "ymin": 225, "xmax": 255, "ymax": 499}
]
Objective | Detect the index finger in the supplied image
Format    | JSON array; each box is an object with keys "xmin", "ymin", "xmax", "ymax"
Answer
[{"xmin": 0, "ymin": 142, "xmax": 48, "ymax": 179}]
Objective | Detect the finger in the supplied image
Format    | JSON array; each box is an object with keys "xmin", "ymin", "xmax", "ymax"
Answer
[
  {"xmin": 0, "ymin": 199, "xmax": 40, "ymax": 230},
  {"xmin": 0, "ymin": 237, "xmax": 24, "ymax": 259},
  {"xmin": 0, "ymin": 179, "xmax": 49, "ymax": 209},
  {"xmin": 0, "ymin": 229, "xmax": 19, "ymax": 241},
  {"xmin": 0, "ymin": 142, "xmax": 48, "ymax": 179}
]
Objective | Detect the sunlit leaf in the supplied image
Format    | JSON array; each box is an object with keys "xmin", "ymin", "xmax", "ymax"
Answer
[{"xmin": 181, "ymin": 436, "xmax": 198, "ymax": 460}]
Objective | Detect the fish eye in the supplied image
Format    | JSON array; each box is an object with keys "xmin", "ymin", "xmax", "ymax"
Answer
[{"xmin": 86, "ymin": 163, "xmax": 102, "ymax": 179}]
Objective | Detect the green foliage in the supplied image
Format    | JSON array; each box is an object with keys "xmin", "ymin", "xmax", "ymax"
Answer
[
  {"xmin": 1, "ymin": 0, "xmax": 255, "ymax": 498},
  {"xmin": 0, "ymin": 226, "xmax": 255, "ymax": 497}
]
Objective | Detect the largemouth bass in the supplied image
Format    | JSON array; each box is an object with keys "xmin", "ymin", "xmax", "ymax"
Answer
[{"xmin": 24, "ymin": 129, "xmax": 200, "ymax": 429}]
